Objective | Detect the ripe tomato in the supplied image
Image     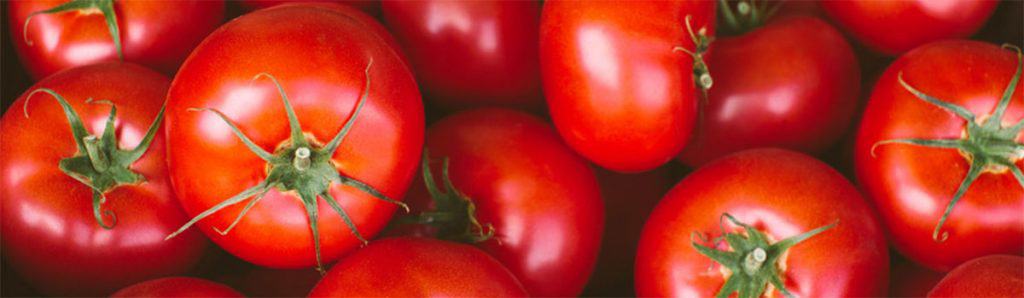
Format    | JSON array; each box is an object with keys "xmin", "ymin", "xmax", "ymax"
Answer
[
  {"xmin": 396, "ymin": 108, "xmax": 603, "ymax": 296},
  {"xmin": 678, "ymin": 16, "xmax": 859, "ymax": 166},
  {"xmin": 308, "ymin": 237, "xmax": 527, "ymax": 297},
  {"xmin": 855, "ymin": 41, "xmax": 1024, "ymax": 271},
  {"xmin": 111, "ymin": 277, "xmax": 244, "ymax": 298},
  {"xmin": 0, "ymin": 63, "xmax": 206, "ymax": 296},
  {"xmin": 636, "ymin": 148, "xmax": 889, "ymax": 297},
  {"xmin": 165, "ymin": 3, "xmax": 422, "ymax": 272},
  {"xmin": 821, "ymin": 0, "xmax": 997, "ymax": 55},
  {"xmin": 928, "ymin": 255, "xmax": 1024, "ymax": 297},
  {"xmin": 540, "ymin": 1, "xmax": 715, "ymax": 172},
  {"xmin": 8, "ymin": 0, "xmax": 224, "ymax": 80},
  {"xmin": 382, "ymin": 1, "xmax": 542, "ymax": 110},
  {"xmin": 241, "ymin": 0, "xmax": 377, "ymax": 15}
]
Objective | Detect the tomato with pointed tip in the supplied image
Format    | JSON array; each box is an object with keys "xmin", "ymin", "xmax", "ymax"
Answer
[
  {"xmin": 927, "ymin": 255, "xmax": 1024, "ymax": 297},
  {"xmin": 111, "ymin": 277, "xmax": 244, "ymax": 298}
]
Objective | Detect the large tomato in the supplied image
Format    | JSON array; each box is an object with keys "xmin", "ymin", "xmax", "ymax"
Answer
[
  {"xmin": 395, "ymin": 108, "xmax": 603, "ymax": 296},
  {"xmin": 0, "ymin": 63, "xmax": 207, "ymax": 296},
  {"xmin": 382, "ymin": 1, "xmax": 542, "ymax": 110},
  {"xmin": 164, "ymin": 3, "xmax": 422, "ymax": 272},
  {"xmin": 821, "ymin": 0, "xmax": 997, "ymax": 55},
  {"xmin": 927, "ymin": 255, "xmax": 1024, "ymax": 297},
  {"xmin": 678, "ymin": 16, "xmax": 859, "ymax": 166},
  {"xmin": 111, "ymin": 277, "xmax": 244, "ymax": 298},
  {"xmin": 8, "ymin": 0, "xmax": 224, "ymax": 80},
  {"xmin": 855, "ymin": 41, "xmax": 1024, "ymax": 271},
  {"xmin": 636, "ymin": 148, "xmax": 889, "ymax": 297},
  {"xmin": 309, "ymin": 237, "xmax": 526, "ymax": 297},
  {"xmin": 540, "ymin": 0, "xmax": 715, "ymax": 172}
]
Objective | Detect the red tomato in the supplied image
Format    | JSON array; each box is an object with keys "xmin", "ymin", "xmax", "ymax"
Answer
[
  {"xmin": 397, "ymin": 108, "xmax": 603, "ymax": 296},
  {"xmin": 111, "ymin": 277, "xmax": 244, "ymax": 298},
  {"xmin": 241, "ymin": 0, "xmax": 377, "ymax": 15},
  {"xmin": 540, "ymin": 1, "xmax": 715, "ymax": 172},
  {"xmin": 0, "ymin": 63, "xmax": 206, "ymax": 296},
  {"xmin": 678, "ymin": 16, "xmax": 859, "ymax": 166},
  {"xmin": 381, "ymin": 1, "xmax": 542, "ymax": 110},
  {"xmin": 855, "ymin": 41, "xmax": 1024, "ymax": 271},
  {"xmin": 165, "ymin": 3, "xmax": 422, "ymax": 272},
  {"xmin": 928, "ymin": 255, "xmax": 1024, "ymax": 298},
  {"xmin": 308, "ymin": 237, "xmax": 527, "ymax": 297},
  {"xmin": 9, "ymin": 0, "xmax": 224, "ymax": 80},
  {"xmin": 636, "ymin": 148, "xmax": 889, "ymax": 297},
  {"xmin": 821, "ymin": 0, "xmax": 997, "ymax": 55}
]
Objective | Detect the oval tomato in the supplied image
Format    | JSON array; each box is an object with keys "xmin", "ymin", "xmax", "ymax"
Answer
[
  {"xmin": 539, "ymin": 0, "xmax": 715, "ymax": 172},
  {"xmin": 636, "ymin": 148, "xmax": 889, "ymax": 297},
  {"xmin": 308, "ymin": 237, "xmax": 527, "ymax": 297},
  {"xmin": 111, "ymin": 277, "xmax": 244, "ymax": 298},
  {"xmin": 678, "ymin": 16, "xmax": 859, "ymax": 166},
  {"xmin": 0, "ymin": 63, "xmax": 207, "ymax": 296},
  {"xmin": 9, "ymin": 0, "xmax": 224, "ymax": 79},
  {"xmin": 927, "ymin": 255, "xmax": 1024, "ymax": 297},
  {"xmin": 821, "ymin": 0, "xmax": 997, "ymax": 55},
  {"xmin": 855, "ymin": 41, "xmax": 1024, "ymax": 271},
  {"xmin": 165, "ymin": 3, "xmax": 422, "ymax": 272},
  {"xmin": 382, "ymin": 1, "xmax": 542, "ymax": 110}
]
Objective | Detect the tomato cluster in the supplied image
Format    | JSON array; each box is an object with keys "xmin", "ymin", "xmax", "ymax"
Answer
[{"xmin": 1, "ymin": 1, "xmax": 1021, "ymax": 297}]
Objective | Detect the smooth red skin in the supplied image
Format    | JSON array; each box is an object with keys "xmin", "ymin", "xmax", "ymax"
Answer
[
  {"xmin": 242, "ymin": 0, "xmax": 377, "ymax": 15},
  {"xmin": 401, "ymin": 108, "xmax": 604, "ymax": 296},
  {"xmin": 309, "ymin": 237, "xmax": 527, "ymax": 297},
  {"xmin": 855, "ymin": 41, "xmax": 1024, "ymax": 271},
  {"xmin": 821, "ymin": 0, "xmax": 996, "ymax": 56},
  {"xmin": 9, "ymin": 0, "xmax": 224, "ymax": 80},
  {"xmin": 166, "ymin": 3, "xmax": 423, "ymax": 269},
  {"xmin": 678, "ymin": 17, "xmax": 859, "ymax": 167},
  {"xmin": 636, "ymin": 149, "xmax": 889, "ymax": 297},
  {"xmin": 891, "ymin": 254, "xmax": 946, "ymax": 297},
  {"xmin": 0, "ymin": 63, "xmax": 207, "ymax": 296},
  {"xmin": 382, "ymin": 1, "xmax": 542, "ymax": 110},
  {"xmin": 929, "ymin": 255, "xmax": 1024, "ymax": 297},
  {"xmin": 111, "ymin": 277, "xmax": 244, "ymax": 298},
  {"xmin": 540, "ymin": 1, "xmax": 714, "ymax": 173}
]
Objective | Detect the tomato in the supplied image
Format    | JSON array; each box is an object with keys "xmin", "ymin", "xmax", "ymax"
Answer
[
  {"xmin": 678, "ymin": 16, "xmax": 858, "ymax": 166},
  {"xmin": 821, "ymin": 0, "xmax": 997, "ymax": 56},
  {"xmin": 636, "ymin": 148, "xmax": 889, "ymax": 297},
  {"xmin": 111, "ymin": 277, "xmax": 244, "ymax": 298},
  {"xmin": 855, "ymin": 41, "xmax": 1024, "ymax": 271},
  {"xmin": 9, "ymin": 0, "xmax": 224, "ymax": 80},
  {"xmin": 381, "ymin": 1, "xmax": 542, "ymax": 110},
  {"xmin": 0, "ymin": 63, "xmax": 207, "ymax": 296},
  {"xmin": 241, "ymin": 0, "xmax": 378, "ymax": 15},
  {"xmin": 539, "ymin": 0, "xmax": 715, "ymax": 172},
  {"xmin": 308, "ymin": 237, "xmax": 527, "ymax": 297},
  {"xmin": 164, "ymin": 3, "xmax": 422, "ymax": 272},
  {"xmin": 928, "ymin": 255, "xmax": 1024, "ymax": 298}
]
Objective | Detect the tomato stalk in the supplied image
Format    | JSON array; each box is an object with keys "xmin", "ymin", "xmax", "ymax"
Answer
[
  {"xmin": 396, "ymin": 151, "xmax": 495, "ymax": 244},
  {"xmin": 673, "ymin": 15, "xmax": 714, "ymax": 97},
  {"xmin": 23, "ymin": 0, "xmax": 124, "ymax": 60},
  {"xmin": 717, "ymin": 0, "xmax": 781, "ymax": 35}
]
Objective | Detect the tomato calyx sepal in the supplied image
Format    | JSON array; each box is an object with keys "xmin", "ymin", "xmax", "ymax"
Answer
[
  {"xmin": 399, "ymin": 150, "xmax": 496, "ymax": 244},
  {"xmin": 691, "ymin": 213, "xmax": 837, "ymax": 298},
  {"xmin": 717, "ymin": 0, "xmax": 781, "ymax": 35},
  {"xmin": 673, "ymin": 15, "xmax": 714, "ymax": 98},
  {"xmin": 23, "ymin": 0, "xmax": 124, "ymax": 60}
]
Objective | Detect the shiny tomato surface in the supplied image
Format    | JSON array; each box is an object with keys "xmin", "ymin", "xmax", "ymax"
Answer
[
  {"xmin": 111, "ymin": 277, "xmax": 244, "ymax": 298},
  {"xmin": 928, "ymin": 255, "xmax": 1024, "ymax": 298},
  {"xmin": 822, "ymin": 0, "xmax": 997, "ymax": 55}
]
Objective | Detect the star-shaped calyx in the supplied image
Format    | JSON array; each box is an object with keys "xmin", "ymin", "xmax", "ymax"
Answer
[{"xmin": 396, "ymin": 150, "xmax": 495, "ymax": 244}]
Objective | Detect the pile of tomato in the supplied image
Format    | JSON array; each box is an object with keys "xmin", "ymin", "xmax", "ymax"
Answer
[{"xmin": 1, "ymin": 0, "xmax": 1022, "ymax": 297}]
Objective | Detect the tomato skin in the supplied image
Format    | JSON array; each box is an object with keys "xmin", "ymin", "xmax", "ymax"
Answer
[
  {"xmin": 636, "ymin": 148, "xmax": 889, "ymax": 297},
  {"xmin": 0, "ymin": 63, "xmax": 207, "ymax": 296},
  {"xmin": 539, "ymin": 0, "xmax": 714, "ymax": 173},
  {"xmin": 8, "ymin": 0, "xmax": 225, "ymax": 80},
  {"xmin": 927, "ymin": 255, "xmax": 1024, "ymax": 297},
  {"xmin": 111, "ymin": 277, "xmax": 244, "ymax": 298},
  {"xmin": 309, "ymin": 237, "xmax": 527, "ymax": 297},
  {"xmin": 382, "ymin": 1, "xmax": 542, "ymax": 110},
  {"xmin": 855, "ymin": 41, "xmax": 1024, "ymax": 271},
  {"xmin": 678, "ymin": 16, "xmax": 858, "ymax": 166},
  {"xmin": 166, "ymin": 3, "xmax": 422, "ymax": 269},
  {"xmin": 241, "ymin": 0, "xmax": 377, "ymax": 15},
  {"xmin": 821, "ymin": 0, "xmax": 996, "ymax": 56}
]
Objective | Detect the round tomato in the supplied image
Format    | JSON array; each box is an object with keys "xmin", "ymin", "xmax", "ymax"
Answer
[
  {"xmin": 111, "ymin": 277, "xmax": 244, "ymax": 298},
  {"xmin": 308, "ymin": 237, "xmax": 527, "ymax": 297},
  {"xmin": 540, "ymin": 0, "xmax": 715, "ymax": 172},
  {"xmin": 636, "ymin": 148, "xmax": 889, "ymax": 297},
  {"xmin": 396, "ymin": 108, "xmax": 603, "ymax": 296},
  {"xmin": 821, "ymin": 0, "xmax": 997, "ymax": 55},
  {"xmin": 855, "ymin": 41, "xmax": 1024, "ymax": 271},
  {"xmin": 928, "ymin": 255, "xmax": 1024, "ymax": 297},
  {"xmin": 241, "ymin": 0, "xmax": 377, "ymax": 15},
  {"xmin": 164, "ymin": 3, "xmax": 422, "ymax": 272},
  {"xmin": 9, "ymin": 0, "xmax": 224, "ymax": 80},
  {"xmin": 381, "ymin": 1, "xmax": 542, "ymax": 110},
  {"xmin": 678, "ymin": 16, "xmax": 858, "ymax": 166},
  {"xmin": 0, "ymin": 63, "xmax": 207, "ymax": 296}
]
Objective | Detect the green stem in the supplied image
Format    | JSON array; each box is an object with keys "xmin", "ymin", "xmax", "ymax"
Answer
[{"xmin": 293, "ymin": 147, "xmax": 311, "ymax": 171}]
